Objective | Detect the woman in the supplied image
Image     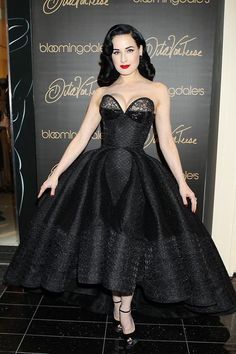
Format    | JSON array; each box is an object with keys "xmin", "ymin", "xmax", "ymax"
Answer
[{"xmin": 3, "ymin": 24, "xmax": 236, "ymax": 350}]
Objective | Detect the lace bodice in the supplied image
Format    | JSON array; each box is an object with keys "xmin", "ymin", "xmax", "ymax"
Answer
[{"xmin": 99, "ymin": 94, "xmax": 155, "ymax": 150}]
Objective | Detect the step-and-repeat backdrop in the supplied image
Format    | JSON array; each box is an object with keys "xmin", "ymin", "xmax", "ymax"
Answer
[{"xmin": 31, "ymin": 0, "xmax": 222, "ymax": 218}]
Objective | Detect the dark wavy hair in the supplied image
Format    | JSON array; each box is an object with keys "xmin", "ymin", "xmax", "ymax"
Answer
[{"xmin": 97, "ymin": 24, "xmax": 155, "ymax": 87}]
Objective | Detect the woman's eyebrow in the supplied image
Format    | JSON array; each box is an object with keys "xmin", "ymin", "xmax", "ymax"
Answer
[{"xmin": 113, "ymin": 46, "xmax": 135, "ymax": 50}]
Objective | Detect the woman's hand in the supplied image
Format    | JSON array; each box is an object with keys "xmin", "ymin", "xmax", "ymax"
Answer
[
  {"xmin": 178, "ymin": 181, "xmax": 197, "ymax": 213},
  {"xmin": 37, "ymin": 174, "xmax": 59, "ymax": 198}
]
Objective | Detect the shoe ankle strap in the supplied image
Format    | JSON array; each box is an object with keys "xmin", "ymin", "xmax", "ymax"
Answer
[{"xmin": 119, "ymin": 308, "xmax": 131, "ymax": 313}]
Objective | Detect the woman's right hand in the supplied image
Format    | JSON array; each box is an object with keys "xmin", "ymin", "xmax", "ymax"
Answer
[{"xmin": 37, "ymin": 174, "xmax": 59, "ymax": 198}]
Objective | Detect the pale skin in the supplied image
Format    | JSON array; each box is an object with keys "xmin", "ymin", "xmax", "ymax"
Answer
[{"xmin": 37, "ymin": 33, "xmax": 197, "ymax": 335}]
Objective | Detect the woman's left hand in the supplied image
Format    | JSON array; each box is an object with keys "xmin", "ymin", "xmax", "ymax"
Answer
[{"xmin": 179, "ymin": 182, "xmax": 197, "ymax": 213}]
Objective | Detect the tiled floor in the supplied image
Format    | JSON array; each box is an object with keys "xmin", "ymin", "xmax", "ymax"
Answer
[{"xmin": 0, "ymin": 284, "xmax": 235, "ymax": 354}]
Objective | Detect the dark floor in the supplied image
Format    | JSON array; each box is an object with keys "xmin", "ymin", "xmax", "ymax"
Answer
[{"xmin": 0, "ymin": 247, "xmax": 236, "ymax": 353}]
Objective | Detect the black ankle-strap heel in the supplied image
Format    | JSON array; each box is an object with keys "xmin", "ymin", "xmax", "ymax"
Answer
[
  {"xmin": 113, "ymin": 300, "xmax": 123, "ymax": 333},
  {"xmin": 119, "ymin": 307, "xmax": 139, "ymax": 349}
]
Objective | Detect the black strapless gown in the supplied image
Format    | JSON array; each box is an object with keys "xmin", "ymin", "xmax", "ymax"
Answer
[{"xmin": 3, "ymin": 94, "xmax": 236, "ymax": 318}]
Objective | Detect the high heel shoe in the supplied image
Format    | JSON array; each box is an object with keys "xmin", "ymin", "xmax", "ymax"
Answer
[
  {"xmin": 113, "ymin": 300, "xmax": 123, "ymax": 333},
  {"xmin": 119, "ymin": 307, "xmax": 139, "ymax": 349}
]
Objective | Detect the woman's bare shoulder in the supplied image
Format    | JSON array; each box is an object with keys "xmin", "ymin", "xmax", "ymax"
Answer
[
  {"xmin": 91, "ymin": 87, "xmax": 107, "ymax": 104},
  {"xmin": 149, "ymin": 81, "xmax": 170, "ymax": 106},
  {"xmin": 151, "ymin": 81, "xmax": 169, "ymax": 93}
]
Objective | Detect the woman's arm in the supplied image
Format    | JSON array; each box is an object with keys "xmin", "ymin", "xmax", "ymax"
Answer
[
  {"xmin": 52, "ymin": 87, "xmax": 104, "ymax": 178},
  {"xmin": 153, "ymin": 82, "xmax": 197, "ymax": 212},
  {"xmin": 37, "ymin": 86, "xmax": 104, "ymax": 198}
]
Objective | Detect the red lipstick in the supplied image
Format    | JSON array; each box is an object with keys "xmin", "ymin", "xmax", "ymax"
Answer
[{"xmin": 120, "ymin": 65, "xmax": 130, "ymax": 69}]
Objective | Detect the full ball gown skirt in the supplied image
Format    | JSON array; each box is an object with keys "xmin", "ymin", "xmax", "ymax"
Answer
[{"xmin": 3, "ymin": 95, "xmax": 236, "ymax": 317}]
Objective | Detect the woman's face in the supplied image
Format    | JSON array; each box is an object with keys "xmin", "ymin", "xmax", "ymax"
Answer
[{"xmin": 111, "ymin": 33, "xmax": 143, "ymax": 75}]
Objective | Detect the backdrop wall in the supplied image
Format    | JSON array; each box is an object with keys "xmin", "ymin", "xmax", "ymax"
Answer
[
  {"xmin": 7, "ymin": 0, "xmax": 229, "ymax": 272},
  {"xmin": 31, "ymin": 0, "xmax": 223, "ymax": 219}
]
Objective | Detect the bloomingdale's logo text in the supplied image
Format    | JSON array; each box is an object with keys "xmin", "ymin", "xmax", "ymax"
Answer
[{"xmin": 133, "ymin": 0, "xmax": 210, "ymax": 5}]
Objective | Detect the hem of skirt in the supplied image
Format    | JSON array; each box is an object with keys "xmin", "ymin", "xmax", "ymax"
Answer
[
  {"xmin": 3, "ymin": 279, "xmax": 236, "ymax": 316},
  {"xmin": 75, "ymin": 280, "xmax": 236, "ymax": 315}
]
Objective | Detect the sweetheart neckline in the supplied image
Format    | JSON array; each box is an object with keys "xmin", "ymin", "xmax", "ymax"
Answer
[{"xmin": 101, "ymin": 94, "xmax": 155, "ymax": 114}]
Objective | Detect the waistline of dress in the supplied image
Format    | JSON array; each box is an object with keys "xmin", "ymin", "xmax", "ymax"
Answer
[{"xmin": 100, "ymin": 143, "xmax": 144, "ymax": 152}]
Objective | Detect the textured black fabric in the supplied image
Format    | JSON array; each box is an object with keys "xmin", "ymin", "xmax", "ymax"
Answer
[{"xmin": 3, "ymin": 95, "xmax": 236, "ymax": 317}]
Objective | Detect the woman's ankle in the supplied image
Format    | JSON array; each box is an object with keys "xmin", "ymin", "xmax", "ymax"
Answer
[
  {"xmin": 119, "ymin": 310, "xmax": 135, "ymax": 333},
  {"xmin": 112, "ymin": 293, "xmax": 121, "ymax": 303},
  {"xmin": 120, "ymin": 307, "xmax": 131, "ymax": 312}
]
